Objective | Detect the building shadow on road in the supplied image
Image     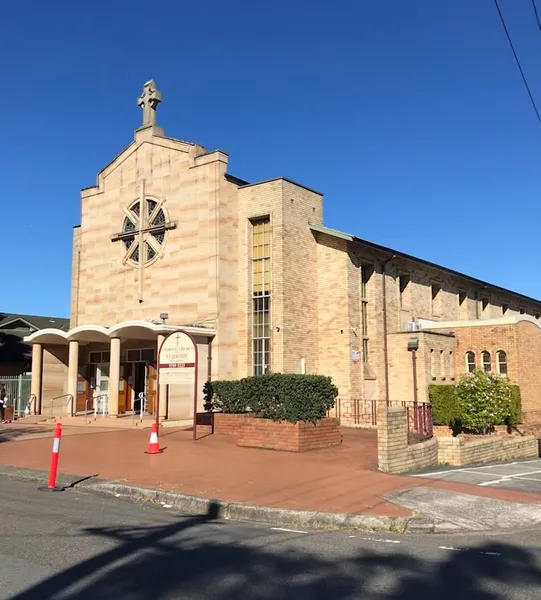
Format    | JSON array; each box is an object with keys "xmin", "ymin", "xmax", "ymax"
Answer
[
  {"xmin": 0, "ymin": 427, "xmax": 52, "ymax": 443},
  {"xmin": 8, "ymin": 502, "xmax": 541, "ymax": 599}
]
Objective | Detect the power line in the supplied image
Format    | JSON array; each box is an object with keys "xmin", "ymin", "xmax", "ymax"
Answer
[
  {"xmin": 493, "ymin": 0, "xmax": 541, "ymax": 123},
  {"xmin": 532, "ymin": 0, "xmax": 541, "ymax": 32}
]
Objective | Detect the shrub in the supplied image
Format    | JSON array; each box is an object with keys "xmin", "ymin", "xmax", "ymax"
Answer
[
  {"xmin": 429, "ymin": 384, "xmax": 460, "ymax": 427},
  {"xmin": 456, "ymin": 370, "xmax": 513, "ymax": 434},
  {"xmin": 204, "ymin": 373, "xmax": 338, "ymax": 424},
  {"xmin": 508, "ymin": 385, "xmax": 522, "ymax": 426},
  {"xmin": 243, "ymin": 373, "xmax": 338, "ymax": 424},
  {"xmin": 429, "ymin": 380, "xmax": 522, "ymax": 431},
  {"xmin": 204, "ymin": 380, "xmax": 248, "ymax": 414}
]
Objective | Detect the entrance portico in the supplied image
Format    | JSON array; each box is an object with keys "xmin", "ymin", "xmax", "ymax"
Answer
[{"xmin": 25, "ymin": 321, "xmax": 215, "ymax": 421}]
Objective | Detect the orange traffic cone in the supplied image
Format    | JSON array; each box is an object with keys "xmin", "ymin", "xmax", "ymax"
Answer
[{"xmin": 145, "ymin": 423, "xmax": 162, "ymax": 454}]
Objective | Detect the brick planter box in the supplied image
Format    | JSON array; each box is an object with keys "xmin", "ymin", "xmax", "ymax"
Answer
[
  {"xmin": 213, "ymin": 412, "xmax": 255, "ymax": 436},
  {"xmin": 237, "ymin": 417, "xmax": 342, "ymax": 452},
  {"xmin": 438, "ymin": 434, "xmax": 538, "ymax": 466}
]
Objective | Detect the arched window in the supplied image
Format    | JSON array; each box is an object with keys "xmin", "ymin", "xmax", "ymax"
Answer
[
  {"xmin": 482, "ymin": 351, "xmax": 491, "ymax": 372},
  {"xmin": 465, "ymin": 351, "xmax": 475, "ymax": 373},
  {"xmin": 497, "ymin": 350, "xmax": 508, "ymax": 376}
]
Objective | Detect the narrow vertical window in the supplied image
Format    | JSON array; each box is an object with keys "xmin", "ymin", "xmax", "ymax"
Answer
[
  {"xmin": 465, "ymin": 351, "xmax": 475, "ymax": 373},
  {"xmin": 458, "ymin": 289, "xmax": 467, "ymax": 319},
  {"xmin": 399, "ymin": 274, "xmax": 410, "ymax": 308},
  {"xmin": 430, "ymin": 349, "xmax": 436, "ymax": 380},
  {"xmin": 440, "ymin": 350, "xmax": 445, "ymax": 380},
  {"xmin": 252, "ymin": 217, "xmax": 271, "ymax": 375},
  {"xmin": 431, "ymin": 283, "xmax": 441, "ymax": 316},
  {"xmin": 481, "ymin": 351, "xmax": 491, "ymax": 372},
  {"xmin": 449, "ymin": 351, "xmax": 455, "ymax": 380},
  {"xmin": 361, "ymin": 264, "xmax": 373, "ymax": 363},
  {"xmin": 519, "ymin": 307, "xmax": 525, "ymax": 315},
  {"xmin": 497, "ymin": 350, "xmax": 508, "ymax": 377},
  {"xmin": 481, "ymin": 297, "xmax": 489, "ymax": 314}
]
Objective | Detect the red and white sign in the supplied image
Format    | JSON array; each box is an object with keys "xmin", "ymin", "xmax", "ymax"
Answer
[{"xmin": 158, "ymin": 331, "xmax": 196, "ymax": 385}]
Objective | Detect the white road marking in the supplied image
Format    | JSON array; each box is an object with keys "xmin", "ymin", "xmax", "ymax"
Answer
[
  {"xmin": 478, "ymin": 470, "xmax": 541, "ymax": 486},
  {"xmin": 349, "ymin": 536, "xmax": 401, "ymax": 544},
  {"xmin": 439, "ymin": 546, "xmax": 502, "ymax": 556},
  {"xmin": 270, "ymin": 527, "xmax": 308, "ymax": 534}
]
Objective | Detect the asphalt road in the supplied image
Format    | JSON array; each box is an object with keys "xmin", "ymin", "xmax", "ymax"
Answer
[
  {"xmin": 413, "ymin": 459, "xmax": 541, "ymax": 494},
  {"xmin": 1, "ymin": 478, "xmax": 541, "ymax": 599}
]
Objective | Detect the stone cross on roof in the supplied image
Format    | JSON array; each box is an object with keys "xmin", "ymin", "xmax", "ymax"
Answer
[{"xmin": 137, "ymin": 80, "xmax": 162, "ymax": 127}]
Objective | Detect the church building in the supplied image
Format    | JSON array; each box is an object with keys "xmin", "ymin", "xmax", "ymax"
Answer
[{"xmin": 25, "ymin": 81, "xmax": 541, "ymax": 425}]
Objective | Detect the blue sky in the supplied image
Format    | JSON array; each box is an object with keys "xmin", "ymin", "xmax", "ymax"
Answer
[{"xmin": 2, "ymin": 0, "xmax": 541, "ymax": 317}]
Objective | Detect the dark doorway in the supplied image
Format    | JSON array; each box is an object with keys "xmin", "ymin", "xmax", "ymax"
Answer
[{"xmin": 133, "ymin": 362, "xmax": 146, "ymax": 412}]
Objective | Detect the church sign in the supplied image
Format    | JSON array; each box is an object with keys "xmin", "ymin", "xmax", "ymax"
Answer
[
  {"xmin": 157, "ymin": 330, "xmax": 199, "ymax": 439},
  {"xmin": 158, "ymin": 331, "xmax": 197, "ymax": 385}
]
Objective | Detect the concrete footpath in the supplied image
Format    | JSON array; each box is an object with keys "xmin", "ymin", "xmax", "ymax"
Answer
[{"xmin": 2, "ymin": 423, "xmax": 541, "ymax": 534}]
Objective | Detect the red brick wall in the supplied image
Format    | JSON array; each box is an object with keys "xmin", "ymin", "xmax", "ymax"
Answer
[
  {"xmin": 453, "ymin": 322, "xmax": 541, "ymax": 418},
  {"xmin": 237, "ymin": 417, "xmax": 342, "ymax": 452},
  {"xmin": 516, "ymin": 321, "xmax": 541, "ymax": 421},
  {"xmin": 213, "ymin": 412, "xmax": 255, "ymax": 435},
  {"xmin": 454, "ymin": 324, "xmax": 518, "ymax": 382}
]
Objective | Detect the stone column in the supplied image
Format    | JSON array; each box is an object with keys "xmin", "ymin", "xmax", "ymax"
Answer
[
  {"xmin": 157, "ymin": 334, "xmax": 167, "ymax": 419},
  {"xmin": 30, "ymin": 344, "xmax": 43, "ymax": 414},
  {"xmin": 67, "ymin": 340, "xmax": 79, "ymax": 416},
  {"xmin": 109, "ymin": 337, "xmax": 121, "ymax": 418}
]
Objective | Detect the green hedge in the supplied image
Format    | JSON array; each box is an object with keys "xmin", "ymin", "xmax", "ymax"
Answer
[
  {"xmin": 509, "ymin": 385, "xmax": 522, "ymax": 426},
  {"xmin": 204, "ymin": 374, "xmax": 338, "ymax": 424},
  {"xmin": 429, "ymin": 385, "xmax": 460, "ymax": 427},
  {"xmin": 203, "ymin": 380, "xmax": 247, "ymax": 414},
  {"xmin": 428, "ymin": 383, "xmax": 522, "ymax": 428}
]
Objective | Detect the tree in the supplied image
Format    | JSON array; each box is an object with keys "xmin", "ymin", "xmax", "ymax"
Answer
[{"xmin": 456, "ymin": 369, "xmax": 512, "ymax": 434}]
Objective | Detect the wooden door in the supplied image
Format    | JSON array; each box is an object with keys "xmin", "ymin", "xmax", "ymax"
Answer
[
  {"xmin": 147, "ymin": 362, "xmax": 157, "ymax": 414},
  {"xmin": 76, "ymin": 366, "xmax": 90, "ymax": 413},
  {"xmin": 118, "ymin": 364, "xmax": 129, "ymax": 413}
]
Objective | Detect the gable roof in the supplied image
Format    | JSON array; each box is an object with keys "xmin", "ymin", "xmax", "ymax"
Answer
[
  {"xmin": 310, "ymin": 223, "xmax": 541, "ymax": 307},
  {"xmin": 0, "ymin": 313, "xmax": 70, "ymax": 334}
]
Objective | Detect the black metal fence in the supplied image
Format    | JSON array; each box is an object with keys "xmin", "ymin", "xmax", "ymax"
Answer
[{"xmin": 327, "ymin": 398, "xmax": 434, "ymax": 442}]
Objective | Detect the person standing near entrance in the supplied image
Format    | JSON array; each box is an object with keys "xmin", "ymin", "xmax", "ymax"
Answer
[{"xmin": 0, "ymin": 384, "xmax": 6, "ymax": 423}]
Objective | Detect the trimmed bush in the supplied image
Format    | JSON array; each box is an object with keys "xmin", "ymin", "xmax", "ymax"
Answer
[
  {"xmin": 508, "ymin": 385, "xmax": 522, "ymax": 426},
  {"xmin": 243, "ymin": 373, "xmax": 338, "ymax": 424},
  {"xmin": 204, "ymin": 374, "xmax": 338, "ymax": 424},
  {"xmin": 429, "ymin": 384, "xmax": 460, "ymax": 427},
  {"xmin": 204, "ymin": 380, "xmax": 247, "ymax": 414}
]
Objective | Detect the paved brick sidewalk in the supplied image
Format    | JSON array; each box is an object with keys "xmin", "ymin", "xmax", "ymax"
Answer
[{"xmin": 1, "ymin": 424, "xmax": 540, "ymax": 518}]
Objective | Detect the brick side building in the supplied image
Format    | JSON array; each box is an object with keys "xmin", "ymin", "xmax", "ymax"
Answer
[{"xmin": 23, "ymin": 81, "xmax": 541, "ymax": 424}]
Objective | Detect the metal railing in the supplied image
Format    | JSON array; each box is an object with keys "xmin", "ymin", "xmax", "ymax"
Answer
[
  {"xmin": 94, "ymin": 394, "xmax": 109, "ymax": 418},
  {"xmin": 1, "ymin": 375, "xmax": 31, "ymax": 416},
  {"xmin": 49, "ymin": 394, "xmax": 74, "ymax": 420},
  {"xmin": 407, "ymin": 403, "xmax": 433, "ymax": 443},
  {"xmin": 132, "ymin": 392, "xmax": 148, "ymax": 425},
  {"xmin": 28, "ymin": 394, "xmax": 37, "ymax": 415}
]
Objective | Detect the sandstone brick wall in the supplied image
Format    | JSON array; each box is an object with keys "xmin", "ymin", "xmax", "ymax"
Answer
[
  {"xmin": 387, "ymin": 331, "xmax": 455, "ymax": 403},
  {"xmin": 237, "ymin": 417, "xmax": 341, "ymax": 452},
  {"xmin": 41, "ymin": 346, "xmax": 69, "ymax": 417},
  {"xmin": 437, "ymin": 434, "xmax": 538, "ymax": 466},
  {"xmin": 74, "ymin": 128, "xmax": 239, "ymax": 383},
  {"xmin": 377, "ymin": 407, "xmax": 438, "ymax": 474},
  {"xmin": 237, "ymin": 178, "xmax": 323, "ymax": 379},
  {"xmin": 70, "ymin": 226, "xmax": 82, "ymax": 328}
]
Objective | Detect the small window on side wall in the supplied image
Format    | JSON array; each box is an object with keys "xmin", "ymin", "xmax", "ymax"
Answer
[
  {"xmin": 497, "ymin": 350, "xmax": 508, "ymax": 376},
  {"xmin": 481, "ymin": 351, "xmax": 491, "ymax": 372},
  {"xmin": 465, "ymin": 351, "xmax": 475, "ymax": 373}
]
